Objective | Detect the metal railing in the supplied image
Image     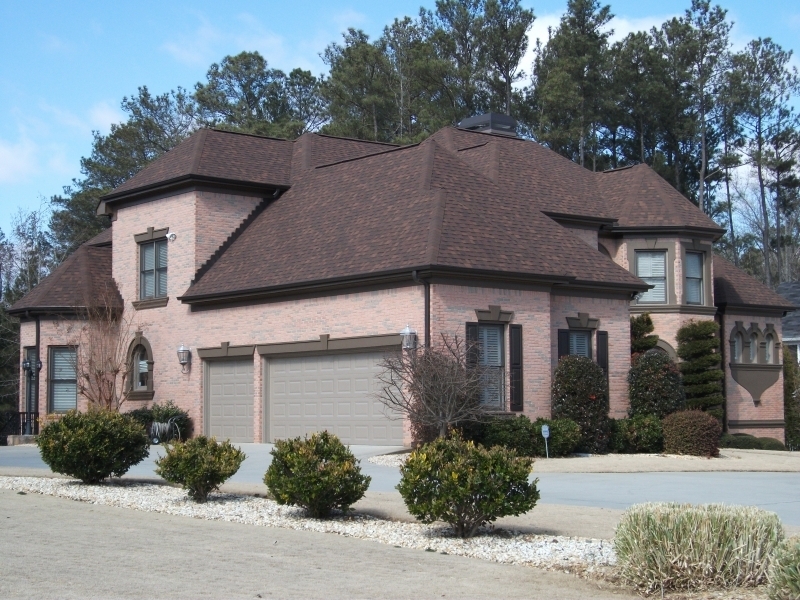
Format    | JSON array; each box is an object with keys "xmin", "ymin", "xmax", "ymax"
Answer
[{"xmin": 0, "ymin": 412, "xmax": 39, "ymax": 443}]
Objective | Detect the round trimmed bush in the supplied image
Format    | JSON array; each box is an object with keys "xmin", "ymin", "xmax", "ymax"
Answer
[
  {"xmin": 662, "ymin": 410, "xmax": 721, "ymax": 457},
  {"xmin": 721, "ymin": 433, "xmax": 786, "ymax": 451},
  {"xmin": 552, "ymin": 355, "xmax": 610, "ymax": 453},
  {"xmin": 155, "ymin": 436, "xmax": 245, "ymax": 502},
  {"xmin": 397, "ymin": 434, "xmax": 539, "ymax": 538},
  {"xmin": 610, "ymin": 415, "xmax": 664, "ymax": 454},
  {"xmin": 767, "ymin": 536, "xmax": 800, "ymax": 600},
  {"xmin": 628, "ymin": 350, "xmax": 685, "ymax": 418},
  {"xmin": 264, "ymin": 431, "xmax": 371, "ymax": 518},
  {"xmin": 37, "ymin": 410, "xmax": 149, "ymax": 483}
]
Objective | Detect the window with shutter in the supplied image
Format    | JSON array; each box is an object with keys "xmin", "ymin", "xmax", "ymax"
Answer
[
  {"xmin": 569, "ymin": 330, "xmax": 591, "ymax": 358},
  {"xmin": 636, "ymin": 251, "xmax": 667, "ymax": 303},
  {"xmin": 49, "ymin": 347, "xmax": 77, "ymax": 413},
  {"xmin": 470, "ymin": 324, "xmax": 505, "ymax": 408},
  {"xmin": 140, "ymin": 239, "xmax": 168, "ymax": 300},
  {"xmin": 685, "ymin": 252, "xmax": 703, "ymax": 304}
]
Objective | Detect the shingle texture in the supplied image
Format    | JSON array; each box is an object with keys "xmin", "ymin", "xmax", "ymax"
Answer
[
  {"xmin": 776, "ymin": 282, "xmax": 800, "ymax": 339},
  {"xmin": 714, "ymin": 255, "xmax": 795, "ymax": 311},
  {"xmin": 8, "ymin": 235, "xmax": 122, "ymax": 315}
]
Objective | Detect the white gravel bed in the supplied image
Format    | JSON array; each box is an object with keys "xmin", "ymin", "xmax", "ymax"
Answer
[
  {"xmin": 1, "ymin": 476, "xmax": 615, "ymax": 570},
  {"xmin": 367, "ymin": 453, "xmax": 408, "ymax": 467}
]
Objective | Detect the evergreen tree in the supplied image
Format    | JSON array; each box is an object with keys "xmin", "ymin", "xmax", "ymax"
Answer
[
  {"xmin": 630, "ymin": 313, "xmax": 659, "ymax": 355},
  {"xmin": 676, "ymin": 320, "xmax": 724, "ymax": 418},
  {"xmin": 783, "ymin": 346, "xmax": 800, "ymax": 450}
]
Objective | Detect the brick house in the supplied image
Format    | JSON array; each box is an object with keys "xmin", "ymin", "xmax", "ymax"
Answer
[{"xmin": 10, "ymin": 116, "xmax": 794, "ymax": 445}]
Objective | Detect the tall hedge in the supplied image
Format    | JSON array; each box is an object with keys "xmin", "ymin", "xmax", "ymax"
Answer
[
  {"xmin": 676, "ymin": 320, "xmax": 724, "ymax": 419},
  {"xmin": 628, "ymin": 350, "xmax": 685, "ymax": 418},
  {"xmin": 630, "ymin": 313, "xmax": 659, "ymax": 355},
  {"xmin": 552, "ymin": 355, "xmax": 610, "ymax": 453},
  {"xmin": 784, "ymin": 346, "xmax": 800, "ymax": 450}
]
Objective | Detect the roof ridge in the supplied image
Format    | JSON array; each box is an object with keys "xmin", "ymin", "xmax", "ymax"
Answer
[
  {"xmin": 191, "ymin": 129, "xmax": 208, "ymax": 174},
  {"xmin": 426, "ymin": 189, "xmax": 446, "ymax": 265},
  {"xmin": 314, "ymin": 142, "xmax": 421, "ymax": 169},
  {"xmin": 208, "ymin": 127, "xmax": 290, "ymax": 142},
  {"xmin": 600, "ymin": 163, "xmax": 640, "ymax": 174},
  {"xmin": 313, "ymin": 133, "xmax": 399, "ymax": 146}
]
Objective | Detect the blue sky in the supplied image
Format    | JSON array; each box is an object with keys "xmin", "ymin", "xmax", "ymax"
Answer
[{"xmin": 1, "ymin": 0, "xmax": 799, "ymax": 235}]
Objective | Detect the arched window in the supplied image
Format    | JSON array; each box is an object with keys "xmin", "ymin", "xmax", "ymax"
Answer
[
  {"xmin": 765, "ymin": 334, "xmax": 774, "ymax": 364},
  {"xmin": 749, "ymin": 333, "xmax": 758, "ymax": 363},
  {"xmin": 733, "ymin": 333, "xmax": 743, "ymax": 363},
  {"xmin": 127, "ymin": 334, "xmax": 154, "ymax": 400}
]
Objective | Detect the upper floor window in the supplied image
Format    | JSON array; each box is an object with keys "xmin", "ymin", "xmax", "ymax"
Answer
[
  {"xmin": 49, "ymin": 347, "xmax": 77, "ymax": 413},
  {"xmin": 685, "ymin": 252, "xmax": 704, "ymax": 304},
  {"xmin": 140, "ymin": 239, "xmax": 167, "ymax": 300},
  {"xmin": 636, "ymin": 251, "xmax": 667, "ymax": 303}
]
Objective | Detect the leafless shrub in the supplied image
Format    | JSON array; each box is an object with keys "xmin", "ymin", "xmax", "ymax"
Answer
[{"xmin": 375, "ymin": 333, "xmax": 491, "ymax": 443}]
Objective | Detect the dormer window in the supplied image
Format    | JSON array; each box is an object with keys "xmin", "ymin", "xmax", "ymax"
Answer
[{"xmin": 140, "ymin": 239, "xmax": 167, "ymax": 300}]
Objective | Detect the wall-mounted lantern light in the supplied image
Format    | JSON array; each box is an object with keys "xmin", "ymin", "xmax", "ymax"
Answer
[
  {"xmin": 400, "ymin": 324, "xmax": 417, "ymax": 351},
  {"xmin": 177, "ymin": 344, "xmax": 191, "ymax": 373},
  {"xmin": 21, "ymin": 358, "xmax": 42, "ymax": 375}
]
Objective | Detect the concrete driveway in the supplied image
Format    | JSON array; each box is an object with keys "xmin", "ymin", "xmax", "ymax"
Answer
[{"xmin": 3, "ymin": 444, "xmax": 799, "ymax": 526}]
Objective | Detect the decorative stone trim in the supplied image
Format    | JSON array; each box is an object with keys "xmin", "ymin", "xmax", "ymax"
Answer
[
  {"xmin": 197, "ymin": 342, "xmax": 255, "ymax": 359},
  {"xmin": 629, "ymin": 305, "xmax": 718, "ymax": 315},
  {"xmin": 257, "ymin": 333, "xmax": 401, "ymax": 357},
  {"xmin": 566, "ymin": 312, "xmax": 600, "ymax": 330},
  {"xmin": 133, "ymin": 227, "xmax": 169, "ymax": 243},
  {"xmin": 475, "ymin": 305, "xmax": 514, "ymax": 323},
  {"xmin": 727, "ymin": 419, "xmax": 785, "ymax": 429},
  {"xmin": 729, "ymin": 363, "xmax": 782, "ymax": 403},
  {"xmin": 127, "ymin": 390, "xmax": 155, "ymax": 401},
  {"xmin": 132, "ymin": 297, "xmax": 169, "ymax": 310}
]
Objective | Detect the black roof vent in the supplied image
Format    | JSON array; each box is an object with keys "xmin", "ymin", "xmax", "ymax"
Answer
[{"xmin": 457, "ymin": 113, "xmax": 518, "ymax": 137}]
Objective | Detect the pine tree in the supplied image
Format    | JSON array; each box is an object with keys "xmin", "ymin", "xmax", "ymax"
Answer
[{"xmin": 676, "ymin": 320, "xmax": 724, "ymax": 418}]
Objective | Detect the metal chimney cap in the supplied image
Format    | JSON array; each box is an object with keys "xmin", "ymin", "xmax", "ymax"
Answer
[{"xmin": 457, "ymin": 113, "xmax": 518, "ymax": 137}]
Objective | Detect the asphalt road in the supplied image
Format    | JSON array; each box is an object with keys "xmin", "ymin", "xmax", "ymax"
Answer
[{"xmin": 2, "ymin": 444, "xmax": 799, "ymax": 525}]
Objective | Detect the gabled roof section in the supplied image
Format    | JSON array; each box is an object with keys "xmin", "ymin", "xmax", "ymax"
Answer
[
  {"xmin": 713, "ymin": 255, "xmax": 795, "ymax": 313},
  {"xmin": 8, "ymin": 235, "xmax": 122, "ymax": 316},
  {"xmin": 102, "ymin": 129, "xmax": 294, "ymax": 204},
  {"xmin": 598, "ymin": 164, "xmax": 724, "ymax": 234},
  {"xmin": 181, "ymin": 137, "xmax": 646, "ymax": 305},
  {"xmin": 83, "ymin": 227, "xmax": 112, "ymax": 247}
]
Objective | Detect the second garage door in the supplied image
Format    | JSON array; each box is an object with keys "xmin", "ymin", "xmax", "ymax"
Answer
[
  {"xmin": 267, "ymin": 351, "xmax": 403, "ymax": 445},
  {"xmin": 207, "ymin": 359, "xmax": 254, "ymax": 443}
]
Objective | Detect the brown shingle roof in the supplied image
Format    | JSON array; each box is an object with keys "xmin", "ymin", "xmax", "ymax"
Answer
[
  {"xmin": 713, "ymin": 255, "xmax": 795, "ymax": 312},
  {"xmin": 181, "ymin": 138, "xmax": 645, "ymax": 302},
  {"xmin": 8, "ymin": 238, "xmax": 122, "ymax": 315}
]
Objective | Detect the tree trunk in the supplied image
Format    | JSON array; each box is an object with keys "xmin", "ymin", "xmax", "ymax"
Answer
[
  {"xmin": 756, "ymin": 127, "xmax": 771, "ymax": 286},
  {"xmin": 699, "ymin": 104, "xmax": 707, "ymax": 213},
  {"xmin": 724, "ymin": 135, "xmax": 737, "ymax": 266}
]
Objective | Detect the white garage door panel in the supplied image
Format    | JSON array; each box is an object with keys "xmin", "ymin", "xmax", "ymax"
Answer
[
  {"xmin": 269, "ymin": 352, "xmax": 403, "ymax": 445},
  {"xmin": 208, "ymin": 359, "xmax": 254, "ymax": 443}
]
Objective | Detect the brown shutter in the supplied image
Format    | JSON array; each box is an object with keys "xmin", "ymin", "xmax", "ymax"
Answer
[
  {"xmin": 558, "ymin": 329, "xmax": 569, "ymax": 359},
  {"xmin": 466, "ymin": 322, "xmax": 479, "ymax": 367},
  {"xmin": 597, "ymin": 330, "xmax": 609, "ymax": 376},
  {"xmin": 509, "ymin": 325, "xmax": 523, "ymax": 412}
]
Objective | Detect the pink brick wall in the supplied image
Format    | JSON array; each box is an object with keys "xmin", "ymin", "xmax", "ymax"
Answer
[
  {"xmin": 194, "ymin": 192, "xmax": 261, "ymax": 271},
  {"xmin": 550, "ymin": 293, "xmax": 632, "ymax": 418},
  {"xmin": 721, "ymin": 312, "xmax": 785, "ymax": 439}
]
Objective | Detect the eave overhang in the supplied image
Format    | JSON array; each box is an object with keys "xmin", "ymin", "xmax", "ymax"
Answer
[{"xmin": 607, "ymin": 224, "xmax": 725, "ymax": 240}]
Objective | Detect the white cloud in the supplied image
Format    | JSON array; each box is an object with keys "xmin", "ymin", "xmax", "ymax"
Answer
[
  {"xmin": 0, "ymin": 136, "xmax": 38, "ymax": 183},
  {"xmin": 38, "ymin": 100, "xmax": 123, "ymax": 136},
  {"xmin": 604, "ymin": 14, "xmax": 677, "ymax": 43},
  {"xmin": 161, "ymin": 15, "xmax": 223, "ymax": 67},
  {"xmin": 88, "ymin": 101, "xmax": 124, "ymax": 134}
]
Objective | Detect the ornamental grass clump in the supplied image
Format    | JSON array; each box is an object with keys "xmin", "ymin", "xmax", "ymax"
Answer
[
  {"xmin": 397, "ymin": 433, "xmax": 539, "ymax": 538},
  {"xmin": 37, "ymin": 409, "xmax": 149, "ymax": 483},
  {"xmin": 614, "ymin": 503, "xmax": 784, "ymax": 593},
  {"xmin": 767, "ymin": 537, "xmax": 800, "ymax": 600},
  {"xmin": 264, "ymin": 431, "xmax": 370, "ymax": 518},
  {"xmin": 155, "ymin": 436, "xmax": 245, "ymax": 502}
]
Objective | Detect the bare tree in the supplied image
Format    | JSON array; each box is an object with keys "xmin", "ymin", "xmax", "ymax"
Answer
[
  {"xmin": 375, "ymin": 333, "xmax": 490, "ymax": 442},
  {"xmin": 56, "ymin": 285, "xmax": 141, "ymax": 411}
]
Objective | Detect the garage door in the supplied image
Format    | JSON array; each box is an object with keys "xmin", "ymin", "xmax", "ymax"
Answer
[
  {"xmin": 268, "ymin": 351, "xmax": 403, "ymax": 445},
  {"xmin": 207, "ymin": 359, "xmax": 254, "ymax": 443}
]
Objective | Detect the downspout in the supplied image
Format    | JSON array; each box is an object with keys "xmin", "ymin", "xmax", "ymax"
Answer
[
  {"xmin": 412, "ymin": 271, "xmax": 430, "ymax": 348},
  {"xmin": 34, "ymin": 315, "xmax": 40, "ymax": 417}
]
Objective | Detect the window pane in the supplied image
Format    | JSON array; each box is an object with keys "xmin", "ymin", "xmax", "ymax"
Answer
[
  {"xmin": 141, "ymin": 243, "xmax": 155, "ymax": 271},
  {"xmin": 686, "ymin": 253, "xmax": 703, "ymax": 278},
  {"xmin": 640, "ymin": 279, "xmax": 667, "ymax": 302},
  {"xmin": 51, "ymin": 382, "xmax": 77, "ymax": 412},
  {"xmin": 765, "ymin": 335, "xmax": 773, "ymax": 363},
  {"xmin": 155, "ymin": 240, "xmax": 168, "ymax": 269},
  {"xmin": 750, "ymin": 334, "xmax": 758, "ymax": 362},
  {"xmin": 480, "ymin": 370, "xmax": 503, "ymax": 407},
  {"xmin": 685, "ymin": 279, "xmax": 702, "ymax": 304},
  {"xmin": 142, "ymin": 271, "xmax": 155, "ymax": 298},
  {"xmin": 156, "ymin": 268, "xmax": 167, "ymax": 297},
  {"xmin": 637, "ymin": 252, "xmax": 666, "ymax": 278},
  {"xmin": 51, "ymin": 348, "xmax": 76, "ymax": 379},
  {"xmin": 569, "ymin": 331, "xmax": 590, "ymax": 357},
  {"xmin": 478, "ymin": 325, "xmax": 502, "ymax": 367},
  {"xmin": 734, "ymin": 333, "xmax": 742, "ymax": 363}
]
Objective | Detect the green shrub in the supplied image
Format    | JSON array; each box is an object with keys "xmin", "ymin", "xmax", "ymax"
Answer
[
  {"xmin": 662, "ymin": 410, "xmax": 721, "ymax": 457},
  {"xmin": 628, "ymin": 350, "xmax": 685, "ymax": 419},
  {"xmin": 676, "ymin": 320, "xmax": 725, "ymax": 418},
  {"xmin": 463, "ymin": 416, "xmax": 581, "ymax": 457},
  {"xmin": 397, "ymin": 434, "xmax": 539, "ymax": 538},
  {"xmin": 610, "ymin": 415, "xmax": 663, "ymax": 453},
  {"xmin": 264, "ymin": 431, "xmax": 370, "ymax": 518},
  {"xmin": 483, "ymin": 416, "xmax": 537, "ymax": 456},
  {"xmin": 783, "ymin": 348, "xmax": 800, "ymax": 451},
  {"xmin": 630, "ymin": 313, "xmax": 659, "ymax": 355},
  {"xmin": 721, "ymin": 433, "xmax": 762, "ymax": 449},
  {"xmin": 552, "ymin": 355, "xmax": 611, "ymax": 453},
  {"xmin": 37, "ymin": 410, "xmax": 149, "ymax": 483},
  {"xmin": 127, "ymin": 400, "xmax": 192, "ymax": 441},
  {"xmin": 614, "ymin": 503, "xmax": 784, "ymax": 593},
  {"xmin": 155, "ymin": 436, "xmax": 245, "ymax": 502},
  {"xmin": 768, "ymin": 537, "xmax": 800, "ymax": 600},
  {"xmin": 758, "ymin": 437, "xmax": 787, "ymax": 451},
  {"xmin": 531, "ymin": 418, "xmax": 581, "ymax": 457}
]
